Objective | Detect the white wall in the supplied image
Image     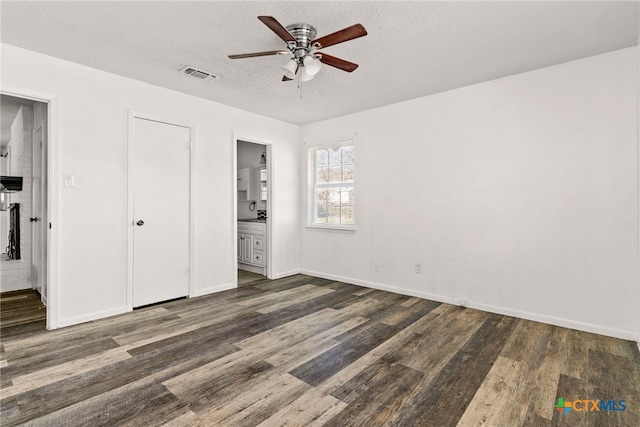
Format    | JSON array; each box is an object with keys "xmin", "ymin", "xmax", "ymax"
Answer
[
  {"xmin": 1, "ymin": 44, "xmax": 300, "ymax": 327},
  {"xmin": 300, "ymin": 47, "xmax": 639, "ymax": 340}
]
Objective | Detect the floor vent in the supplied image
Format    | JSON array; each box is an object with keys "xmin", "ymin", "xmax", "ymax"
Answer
[{"xmin": 180, "ymin": 66, "xmax": 219, "ymax": 81}]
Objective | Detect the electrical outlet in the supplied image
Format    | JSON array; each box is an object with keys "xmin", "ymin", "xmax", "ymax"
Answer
[
  {"xmin": 415, "ymin": 263, "xmax": 423, "ymax": 274},
  {"xmin": 374, "ymin": 262, "xmax": 381, "ymax": 272}
]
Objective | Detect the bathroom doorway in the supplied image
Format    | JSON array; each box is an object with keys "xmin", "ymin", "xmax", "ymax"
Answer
[
  {"xmin": 0, "ymin": 94, "xmax": 49, "ymax": 331},
  {"xmin": 234, "ymin": 136, "xmax": 272, "ymax": 285}
]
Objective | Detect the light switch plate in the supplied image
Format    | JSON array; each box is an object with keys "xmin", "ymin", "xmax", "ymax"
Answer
[{"xmin": 63, "ymin": 173, "xmax": 75, "ymax": 187}]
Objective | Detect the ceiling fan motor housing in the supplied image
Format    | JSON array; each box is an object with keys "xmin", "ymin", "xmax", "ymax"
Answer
[{"xmin": 286, "ymin": 23, "xmax": 317, "ymax": 58}]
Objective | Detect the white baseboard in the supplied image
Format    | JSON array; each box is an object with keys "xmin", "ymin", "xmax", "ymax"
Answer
[
  {"xmin": 468, "ymin": 300, "xmax": 636, "ymax": 341},
  {"xmin": 271, "ymin": 268, "xmax": 301, "ymax": 280},
  {"xmin": 56, "ymin": 283, "xmax": 236, "ymax": 328},
  {"xmin": 58, "ymin": 307, "xmax": 127, "ymax": 328},
  {"xmin": 192, "ymin": 282, "xmax": 236, "ymax": 297},
  {"xmin": 300, "ymin": 269, "xmax": 637, "ymax": 341}
]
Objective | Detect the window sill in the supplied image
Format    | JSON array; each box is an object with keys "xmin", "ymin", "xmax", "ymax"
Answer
[{"xmin": 306, "ymin": 224, "xmax": 355, "ymax": 232}]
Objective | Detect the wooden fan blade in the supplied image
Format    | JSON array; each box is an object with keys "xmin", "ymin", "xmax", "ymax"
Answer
[
  {"xmin": 311, "ymin": 23, "xmax": 367, "ymax": 49},
  {"xmin": 228, "ymin": 50, "xmax": 288, "ymax": 59},
  {"xmin": 317, "ymin": 53, "xmax": 359, "ymax": 72},
  {"xmin": 258, "ymin": 16, "xmax": 296, "ymax": 43},
  {"xmin": 282, "ymin": 76, "xmax": 293, "ymax": 82}
]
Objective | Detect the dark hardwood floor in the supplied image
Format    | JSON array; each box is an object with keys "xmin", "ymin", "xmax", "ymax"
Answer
[
  {"xmin": 0, "ymin": 289, "xmax": 46, "ymax": 339},
  {"xmin": 1, "ymin": 275, "xmax": 638, "ymax": 426},
  {"xmin": 238, "ymin": 269, "xmax": 267, "ymax": 287}
]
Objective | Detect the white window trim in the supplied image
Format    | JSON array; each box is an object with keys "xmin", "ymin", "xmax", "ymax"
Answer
[{"xmin": 307, "ymin": 139, "xmax": 355, "ymax": 231}]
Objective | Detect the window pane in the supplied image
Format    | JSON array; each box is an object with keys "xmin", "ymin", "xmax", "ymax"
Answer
[
  {"xmin": 341, "ymin": 206, "xmax": 354, "ymax": 225},
  {"xmin": 342, "ymin": 165, "xmax": 354, "ymax": 182},
  {"xmin": 316, "ymin": 167, "xmax": 329, "ymax": 184},
  {"xmin": 327, "ymin": 187, "xmax": 340, "ymax": 204},
  {"xmin": 341, "ymin": 186, "xmax": 354, "ymax": 205},
  {"xmin": 316, "ymin": 149, "xmax": 328, "ymax": 167},
  {"xmin": 327, "ymin": 188, "xmax": 341, "ymax": 224},
  {"xmin": 315, "ymin": 189, "xmax": 328, "ymax": 222},
  {"xmin": 327, "ymin": 205, "xmax": 341, "ymax": 224},
  {"xmin": 342, "ymin": 145, "xmax": 353, "ymax": 164},
  {"xmin": 328, "ymin": 147, "xmax": 341, "ymax": 165},
  {"xmin": 328, "ymin": 166, "xmax": 341, "ymax": 183}
]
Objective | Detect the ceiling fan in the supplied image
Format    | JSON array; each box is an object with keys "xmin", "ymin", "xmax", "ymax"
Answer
[{"xmin": 228, "ymin": 16, "xmax": 367, "ymax": 82}]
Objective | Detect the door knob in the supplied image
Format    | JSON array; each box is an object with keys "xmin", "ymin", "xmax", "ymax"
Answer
[
  {"xmin": 136, "ymin": 220, "xmax": 144, "ymax": 226},
  {"xmin": 30, "ymin": 217, "xmax": 38, "ymax": 222}
]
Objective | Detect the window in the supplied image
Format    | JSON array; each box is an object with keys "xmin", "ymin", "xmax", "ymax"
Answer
[{"xmin": 309, "ymin": 140, "xmax": 354, "ymax": 229}]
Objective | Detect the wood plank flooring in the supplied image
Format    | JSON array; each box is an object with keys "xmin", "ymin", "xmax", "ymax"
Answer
[
  {"xmin": 0, "ymin": 289, "xmax": 46, "ymax": 339},
  {"xmin": 1, "ymin": 275, "xmax": 638, "ymax": 426},
  {"xmin": 238, "ymin": 270, "xmax": 267, "ymax": 287}
]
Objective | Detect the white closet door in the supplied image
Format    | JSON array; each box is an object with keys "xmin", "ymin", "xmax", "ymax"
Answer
[{"xmin": 132, "ymin": 117, "xmax": 190, "ymax": 307}]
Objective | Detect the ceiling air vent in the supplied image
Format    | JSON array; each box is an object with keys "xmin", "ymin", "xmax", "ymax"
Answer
[{"xmin": 180, "ymin": 66, "xmax": 219, "ymax": 81}]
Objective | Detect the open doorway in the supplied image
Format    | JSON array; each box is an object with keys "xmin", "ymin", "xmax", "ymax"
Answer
[
  {"xmin": 236, "ymin": 138, "xmax": 272, "ymax": 285},
  {"xmin": 0, "ymin": 94, "xmax": 48, "ymax": 334}
]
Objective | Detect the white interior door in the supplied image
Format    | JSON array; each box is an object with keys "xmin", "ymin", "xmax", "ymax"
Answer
[
  {"xmin": 132, "ymin": 117, "xmax": 190, "ymax": 307},
  {"xmin": 31, "ymin": 123, "xmax": 46, "ymax": 302}
]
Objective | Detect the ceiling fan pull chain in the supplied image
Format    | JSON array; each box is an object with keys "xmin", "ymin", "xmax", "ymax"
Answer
[{"xmin": 298, "ymin": 72, "xmax": 303, "ymax": 99}]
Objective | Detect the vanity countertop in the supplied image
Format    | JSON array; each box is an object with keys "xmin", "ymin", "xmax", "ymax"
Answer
[{"xmin": 238, "ymin": 218, "xmax": 266, "ymax": 223}]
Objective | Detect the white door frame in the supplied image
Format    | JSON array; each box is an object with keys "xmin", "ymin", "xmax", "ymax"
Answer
[
  {"xmin": 637, "ymin": 33, "xmax": 640, "ymax": 350},
  {"xmin": 31, "ymin": 119, "xmax": 45, "ymax": 301},
  {"xmin": 126, "ymin": 111, "xmax": 196, "ymax": 310},
  {"xmin": 233, "ymin": 133, "xmax": 274, "ymax": 284},
  {"xmin": 1, "ymin": 84, "xmax": 59, "ymax": 329}
]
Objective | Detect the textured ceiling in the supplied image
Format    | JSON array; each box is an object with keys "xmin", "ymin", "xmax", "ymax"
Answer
[{"xmin": 1, "ymin": 1, "xmax": 639, "ymax": 125}]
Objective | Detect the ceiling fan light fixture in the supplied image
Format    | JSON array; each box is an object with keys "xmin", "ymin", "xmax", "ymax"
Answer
[
  {"xmin": 299, "ymin": 66, "xmax": 315, "ymax": 81},
  {"xmin": 303, "ymin": 54, "xmax": 322, "ymax": 76},
  {"xmin": 282, "ymin": 59, "xmax": 298, "ymax": 79}
]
